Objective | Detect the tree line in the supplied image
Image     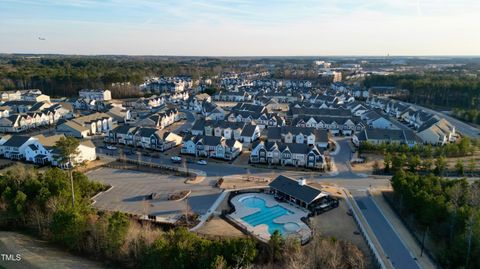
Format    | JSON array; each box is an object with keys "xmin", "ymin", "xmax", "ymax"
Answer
[
  {"xmin": 452, "ymin": 108, "xmax": 480, "ymax": 125},
  {"xmin": 364, "ymin": 73, "xmax": 480, "ymax": 110},
  {"xmin": 0, "ymin": 56, "xmax": 221, "ymax": 98},
  {"xmin": 391, "ymin": 172, "xmax": 480, "ymax": 268},
  {"xmin": 0, "ymin": 165, "xmax": 257, "ymax": 268},
  {"xmin": 359, "ymin": 137, "xmax": 478, "ymax": 159}
]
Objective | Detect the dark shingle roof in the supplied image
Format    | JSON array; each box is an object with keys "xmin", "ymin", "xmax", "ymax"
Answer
[
  {"xmin": 269, "ymin": 175, "xmax": 322, "ymax": 204},
  {"xmin": 112, "ymin": 125, "xmax": 137, "ymax": 135},
  {"xmin": 136, "ymin": 127, "xmax": 158, "ymax": 138},
  {"xmin": 240, "ymin": 124, "xmax": 257, "ymax": 137},
  {"xmin": 3, "ymin": 135, "xmax": 31, "ymax": 147}
]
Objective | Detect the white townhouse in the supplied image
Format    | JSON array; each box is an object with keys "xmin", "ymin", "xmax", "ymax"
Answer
[
  {"xmin": 79, "ymin": 89, "xmax": 112, "ymax": 101},
  {"xmin": 24, "ymin": 134, "xmax": 96, "ymax": 166},
  {"xmin": 181, "ymin": 135, "xmax": 243, "ymax": 160},
  {"xmin": 416, "ymin": 117, "xmax": 456, "ymax": 145},
  {"xmin": 56, "ymin": 112, "xmax": 113, "ymax": 138},
  {"xmin": 0, "ymin": 135, "xmax": 37, "ymax": 160},
  {"xmin": 136, "ymin": 108, "xmax": 179, "ymax": 129},
  {"xmin": 360, "ymin": 111, "xmax": 396, "ymax": 130},
  {"xmin": 250, "ymin": 141, "xmax": 325, "ymax": 169}
]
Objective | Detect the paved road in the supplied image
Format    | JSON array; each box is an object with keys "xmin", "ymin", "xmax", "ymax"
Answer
[{"xmin": 354, "ymin": 193, "xmax": 421, "ymax": 269}]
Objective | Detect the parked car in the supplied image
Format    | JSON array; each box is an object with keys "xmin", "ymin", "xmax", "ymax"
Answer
[
  {"xmin": 171, "ymin": 156, "xmax": 182, "ymax": 163},
  {"xmin": 106, "ymin": 145, "xmax": 117, "ymax": 150},
  {"xmin": 196, "ymin": 159, "xmax": 207, "ymax": 165}
]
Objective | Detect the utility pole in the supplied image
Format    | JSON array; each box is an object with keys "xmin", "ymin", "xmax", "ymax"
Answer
[{"xmin": 69, "ymin": 160, "xmax": 75, "ymax": 208}]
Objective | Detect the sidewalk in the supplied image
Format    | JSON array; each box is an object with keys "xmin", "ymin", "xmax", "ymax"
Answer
[{"xmin": 370, "ymin": 189, "xmax": 437, "ymax": 269}]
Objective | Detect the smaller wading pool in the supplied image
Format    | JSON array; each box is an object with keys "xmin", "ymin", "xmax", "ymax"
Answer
[{"xmin": 239, "ymin": 196, "xmax": 301, "ymax": 235}]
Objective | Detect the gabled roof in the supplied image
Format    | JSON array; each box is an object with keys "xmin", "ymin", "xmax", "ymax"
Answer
[
  {"xmin": 191, "ymin": 119, "xmax": 206, "ymax": 131},
  {"xmin": 34, "ymin": 134, "xmax": 65, "ymax": 147},
  {"xmin": 357, "ymin": 128, "xmax": 421, "ymax": 144},
  {"xmin": 201, "ymin": 135, "xmax": 223, "ymax": 146},
  {"xmin": 231, "ymin": 103, "xmax": 265, "ymax": 114},
  {"xmin": 112, "ymin": 125, "xmax": 138, "ymax": 135},
  {"xmin": 289, "ymin": 107, "xmax": 352, "ymax": 117},
  {"xmin": 269, "ymin": 175, "xmax": 323, "ymax": 204},
  {"xmin": 59, "ymin": 120, "xmax": 89, "ymax": 132},
  {"xmin": 28, "ymin": 101, "xmax": 51, "ymax": 112},
  {"xmin": 2, "ymin": 135, "xmax": 32, "ymax": 147},
  {"xmin": 136, "ymin": 127, "xmax": 159, "ymax": 138},
  {"xmin": 240, "ymin": 124, "xmax": 257, "ymax": 137},
  {"xmin": 71, "ymin": 112, "xmax": 111, "ymax": 125}
]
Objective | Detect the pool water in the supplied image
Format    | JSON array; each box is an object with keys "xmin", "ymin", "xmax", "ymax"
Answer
[{"xmin": 240, "ymin": 197, "xmax": 298, "ymax": 235}]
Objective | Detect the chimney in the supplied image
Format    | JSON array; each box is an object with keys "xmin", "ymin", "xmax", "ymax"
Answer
[{"xmin": 298, "ymin": 178, "xmax": 306, "ymax": 186}]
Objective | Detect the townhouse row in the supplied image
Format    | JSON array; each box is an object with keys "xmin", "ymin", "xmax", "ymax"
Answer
[
  {"xmin": 105, "ymin": 125, "xmax": 182, "ymax": 152},
  {"xmin": 0, "ymin": 103, "xmax": 73, "ymax": 133},
  {"xmin": 367, "ymin": 96, "xmax": 457, "ymax": 145},
  {"xmin": 181, "ymin": 135, "xmax": 243, "ymax": 161},
  {"xmin": 0, "ymin": 134, "xmax": 96, "ymax": 166}
]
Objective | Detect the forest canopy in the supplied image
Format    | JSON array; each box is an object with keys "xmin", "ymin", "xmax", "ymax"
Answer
[{"xmin": 364, "ymin": 73, "xmax": 480, "ymax": 110}]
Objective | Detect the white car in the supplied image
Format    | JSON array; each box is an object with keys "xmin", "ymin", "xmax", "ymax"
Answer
[
  {"xmin": 196, "ymin": 160, "xmax": 207, "ymax": 165},
  {"xmin": 106, "ymin": 145, "xmax": 117, "ymax": 150},
  {"xmin": 171, "ymin": 156, "xmax": 182, "ymax": 163}
]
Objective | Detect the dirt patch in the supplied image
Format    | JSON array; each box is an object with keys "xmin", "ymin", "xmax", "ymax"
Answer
[
  {"xmin": 168, "ymin": 190, "xmax": 191, "ymax": 201},
  {"xmin": 310, "ymin": 200, "xmax": 374, "ymax": 269},
  {"xmin": 218, "ymin": 175, "xmax": 271, "ymax": 189},
  {"xmin": 309, "ymin": 182, "xmax": 346, "ymax": 199},
  {"xmin": 350, "ymin": 153, "xmax": 384, "ymax": 174},
  {"xmin": 0, "ymin": 231, "xmax": 105, "ymax": 269},
  {"xmin": 196, "ymin": 216, "xmax": 247, "ymax": 238},
  {"xmin": 445, "ymin": 153, "xmax": 480, "ymax": 171},
  {"xmin": 76, "ymin": 159, "xmax": 113, "ymax": 173}
]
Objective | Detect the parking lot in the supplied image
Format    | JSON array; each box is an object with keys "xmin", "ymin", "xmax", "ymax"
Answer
[{"xmin": 87, "ymin": 167, "xmax": 222, "ymax": 222}]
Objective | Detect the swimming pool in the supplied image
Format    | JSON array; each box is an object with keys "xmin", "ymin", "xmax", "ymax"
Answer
[{"xmin": 240, "ymin": 196, "xmax": 300, "ymax": 235}]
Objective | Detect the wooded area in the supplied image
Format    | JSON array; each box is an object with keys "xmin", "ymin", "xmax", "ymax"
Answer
[
  {"xmin": 0, "ymin": 56, "xmax": 221, "ymax": 98},
  {"xmin": 391, "ymin": 172, "xmax": 480, "ymax": 269},
  {"xmin": 364, "ymin": 73, "xmax": 480, "ymax": 110},
  {"xmin": 0, "ymin": 164, "xmax": 365, "ymax": 269},
  {"xmin": 359, "ymin": 137, "xmax": 478, "ymax": 158}
]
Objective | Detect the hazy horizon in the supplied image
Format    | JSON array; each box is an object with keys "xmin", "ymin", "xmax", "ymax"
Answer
[{"xmin": 2, "ymin": 0, "xmax": 480, "ymax": 56}]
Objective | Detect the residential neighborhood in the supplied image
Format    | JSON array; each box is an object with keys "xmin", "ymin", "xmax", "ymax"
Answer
[{"xmin": 0, "ymin": 56, "xmax": 479, "ymax": 269}]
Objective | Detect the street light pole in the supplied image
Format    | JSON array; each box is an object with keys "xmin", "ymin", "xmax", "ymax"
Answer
[{"xmin": 68, "ymin": 160, "xmax": 75, "ymax": 209}]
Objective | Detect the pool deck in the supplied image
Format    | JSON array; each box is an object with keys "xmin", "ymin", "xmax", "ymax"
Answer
[{"xmin": 228, "ymin": 193, "xmax": 311, "ymax": 243}]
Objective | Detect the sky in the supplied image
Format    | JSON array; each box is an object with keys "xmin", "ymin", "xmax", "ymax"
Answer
[{"xmin": 1, "ymin": 0, "xmax": 480, "ymax": 56}]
